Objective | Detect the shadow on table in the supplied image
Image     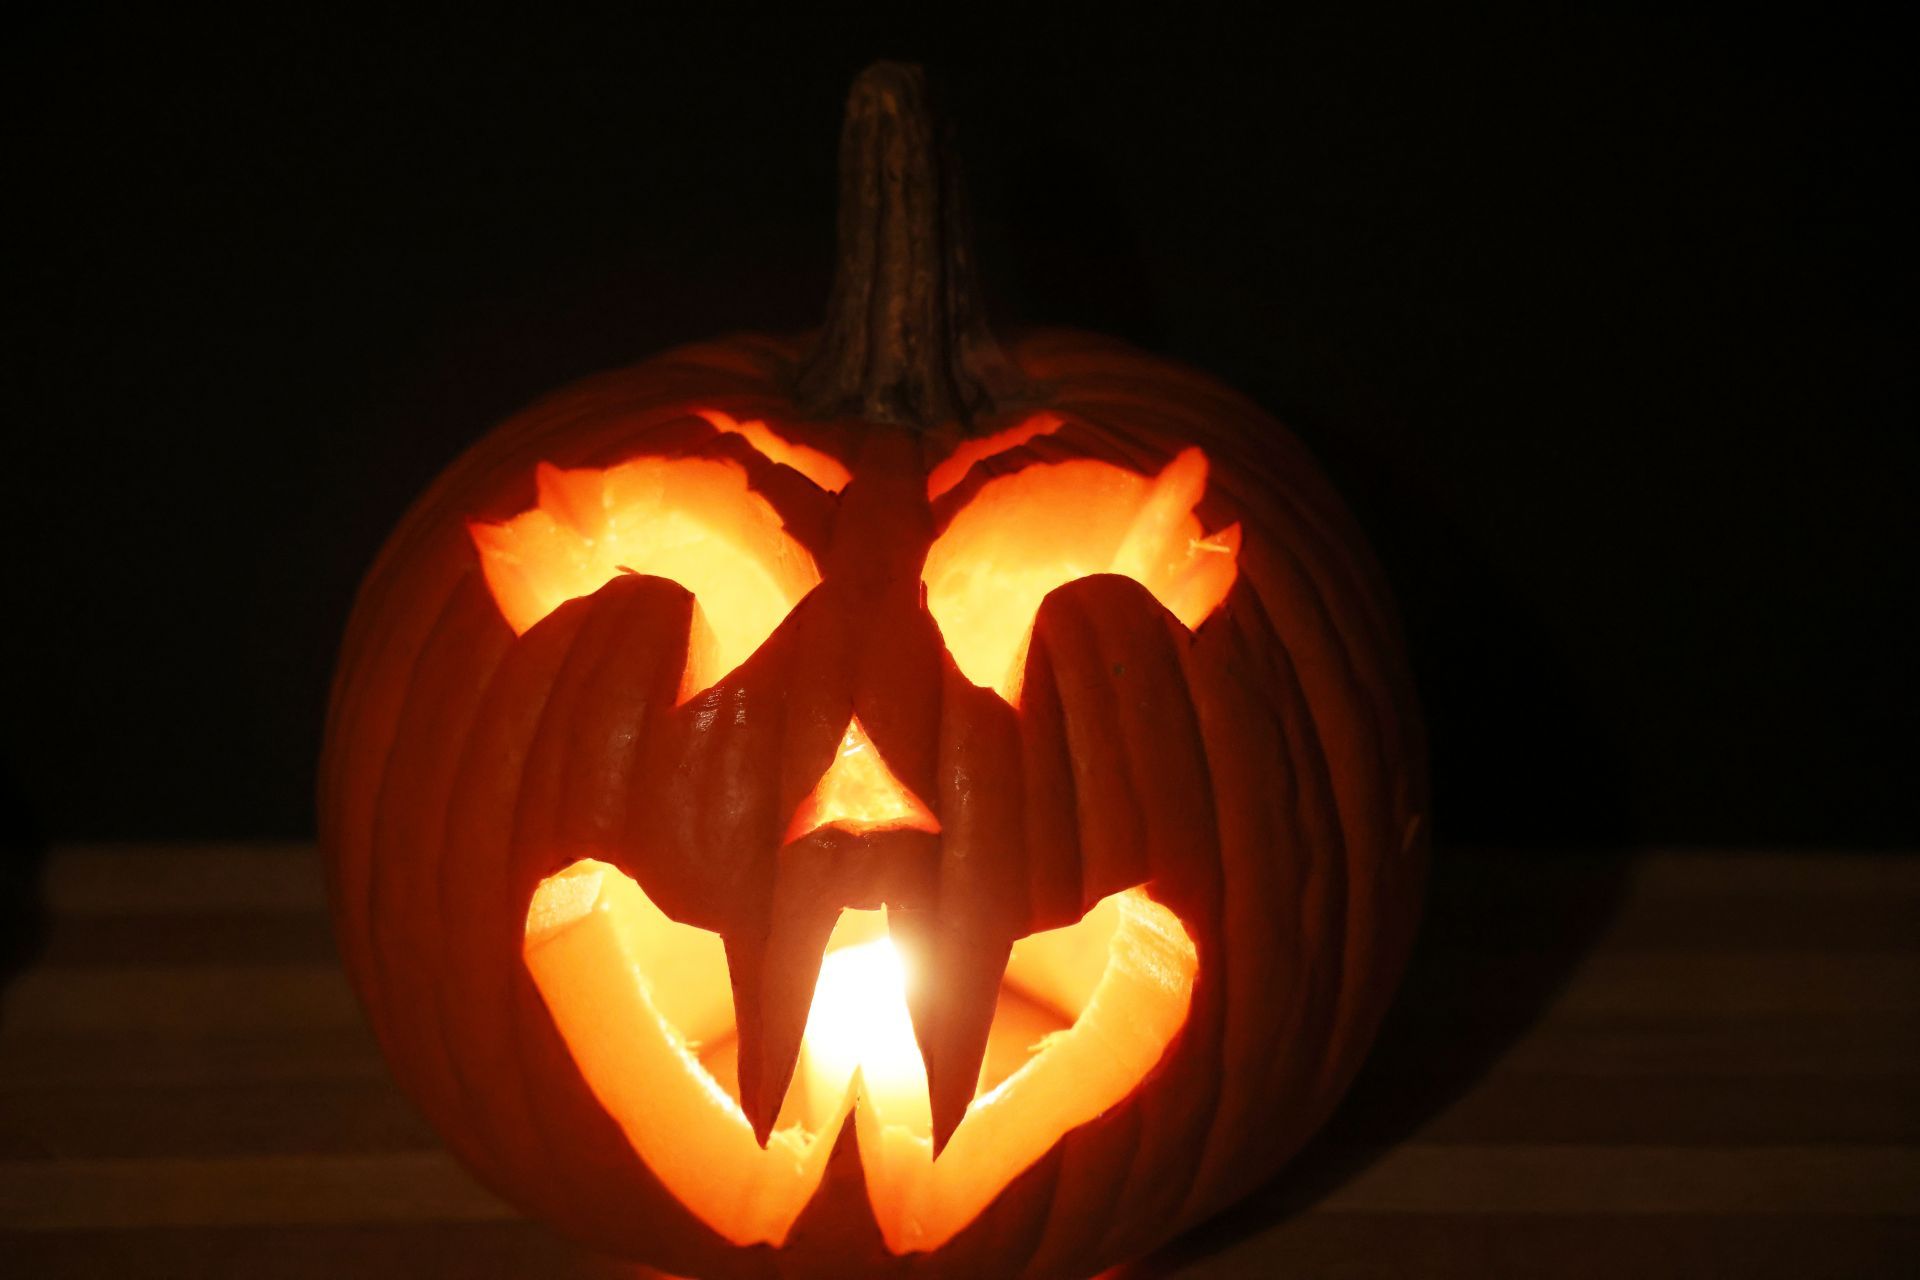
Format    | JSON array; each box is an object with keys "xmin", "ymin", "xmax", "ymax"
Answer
[{"xmin": 1116, "ymin": 837, "xmax": 1637, "ymax": 1277}]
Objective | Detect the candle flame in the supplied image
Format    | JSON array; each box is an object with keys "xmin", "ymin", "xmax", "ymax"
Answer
[{"xmin": 798, "ymin": 933, "xmax": 931, "ymax": 1135}]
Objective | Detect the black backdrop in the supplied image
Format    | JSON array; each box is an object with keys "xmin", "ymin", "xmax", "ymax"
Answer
[{"xmin": 5, "ymin": 8, "xmax": 1911, "ymax": 847}]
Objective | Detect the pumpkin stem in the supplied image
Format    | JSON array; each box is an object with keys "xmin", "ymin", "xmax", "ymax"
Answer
[{"xmin": 794, "ymin": 62, "xmax": 1023, "ymax": 430}]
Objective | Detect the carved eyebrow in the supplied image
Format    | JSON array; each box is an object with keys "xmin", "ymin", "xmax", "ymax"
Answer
[
  {"xmin": 698, "ymin": 410, "xmax": 851, "ymax": 494},
  {"xmin": 923, "ymin": 447, "xmax": 1241, "ymax": 705},
  {"xmin": 925, "ymin": 412, "xmax": 1065, "ymax": 501},
  {"xmin": 468, "ymin": 455, "xmax": 822, "ymax": 696}
]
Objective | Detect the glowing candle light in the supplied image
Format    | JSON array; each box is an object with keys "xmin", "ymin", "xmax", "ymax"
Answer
[{"xmin": 799, "ymin": 933, "xmax": 933, "ymax": 1137}]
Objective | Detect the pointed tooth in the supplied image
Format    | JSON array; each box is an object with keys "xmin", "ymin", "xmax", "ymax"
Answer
[
  {"xmin": 885, "ymin": 908, "xmax": 943, "ymax": 1138},
  {"xmin": 726, "ymin": 905, "xmax": 838, "ymax": 1146},
  {"xmin": 927, "ymin": 932, "xmax": 1013, "ymax": 1158},
  {"xmin": 894, "ymin": 909, "xmax": 1011, "ymax": 1157},
  {"xmin": 929, "ymin": 938, "xmax": 1008, "ymax": 1158},
  {"xmin": 721, "ymin": 932, "xmax": 777, "ymax": 1146}
]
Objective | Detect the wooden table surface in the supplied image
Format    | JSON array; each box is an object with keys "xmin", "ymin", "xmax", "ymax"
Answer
[{"xmin": 2, "ymin": 844, "xmax": 1915, "ymax": 1278}]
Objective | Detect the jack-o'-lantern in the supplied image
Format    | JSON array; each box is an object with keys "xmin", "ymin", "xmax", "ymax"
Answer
[{"xmin": 320, "ymin": 62, "xmax": 1426, "ymax": 1280}]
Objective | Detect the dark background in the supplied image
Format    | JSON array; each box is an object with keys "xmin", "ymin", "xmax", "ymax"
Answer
[{"xmin": 5, "ymin": 8, "xmax": 1911, "ymax": 850}]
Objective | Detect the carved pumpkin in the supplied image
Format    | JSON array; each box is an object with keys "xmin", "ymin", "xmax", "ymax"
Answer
[{"xmin": 320, "ymin": 62, "xmax": 1426, "ymax": 1279}]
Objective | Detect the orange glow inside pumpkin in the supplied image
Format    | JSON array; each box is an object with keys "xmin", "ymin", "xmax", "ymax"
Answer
[
  {"xmin": 468, "ymin": 454, "xmax": 820, "ymax": 696},
  {"xmin": 785, "ymin": 717, "xmax": 941, "ymax": 843},
  {"xmin": 923, "ymin": 446, "xmax": 1241, "ymax": 704},
  {"xmin": 524, "ymin": 862, "xmax": 1196, "ymax": 1253}
]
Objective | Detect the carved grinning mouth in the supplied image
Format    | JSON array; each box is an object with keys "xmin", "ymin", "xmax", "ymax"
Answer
[{"xmin": 524, "ymin": 855, "xmax": 1195, "ymax": 1254}]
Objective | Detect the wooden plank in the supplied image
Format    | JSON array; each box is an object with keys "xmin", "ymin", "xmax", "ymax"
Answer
[
  {"xmin": 1311, "ymin": 1144, "xmax": 1920, "ymax": 1216},
  {"xmin": 8, "ymin": 948, "xmax": 1909, "ymax": 1041},
  {"xmin": 0, "ymin": 967, "xmax": 362, "ymax": 1035},
  {"xmin": 5, "ymin": 1014, "xmax": 1908, "ymax": 1102},
  {"xmin": 5, "ymin": 844, "xmax": 1915, "ymax": 1278},
  {"xmin": 23, "ymin": 891, "xmax": 1918, "ymax": 970},
  {"xmin": 37, "ymin": 844, "xmax": 1920, "ymax": 918},
  {"xmin": 23, "ymin": 847, "xmax": 1918, "ymax": 971},
  {"xmin": 0, "ymin": 1079, "xmax": 438, "ymax": 1159},
  {"xmin": 1394, "ymin": 951, "xmax": 1919, "ymax": 1018},
  {"xmin": 4, "ymin": 1063, "xmax": 1912, "ymax": 1162},
  {"xmin": 7, "ymin": 1215, "xmax": 1919, "ymax": 1280},
  {"xmin": 1140, "ymin": 1212, "xmax": 1920, "ymax": 1280},
  {"xmin": 1621, "ymin": 851, "xmax": 1920, "ymax": 896},
  {"xmin": 0, "ymin": 1152, "xmax": 511, "ymax": 1230},
  {"xmin": 0, "ymin": 1222, "xmax": 607, "ymax": 1280},
  {"xmin": 35, "ymin": 911, "xmax": 340, "ymax": 967},
  {"xmin": 4, "ymin": 1145, "xmax": 1913, "ymax": 1234},
  {"xmin": 1416, "ymin": 892, "xmax": 1920, "ymax": 951},
  {"xmin": 0, "ymin": 1030, "xmax": 388, "ymax": 1090},
  {"xmin": 1370, "ymin": 1011, "xmax": 1920, "ymax": 1078},
  {"xmin": 1349, "ymin": 1072, "xmax": 1920, "ymax": 1146},
  {"xmin": 40, "ymin": 843, "xmax": 325, "ymax": 914}
]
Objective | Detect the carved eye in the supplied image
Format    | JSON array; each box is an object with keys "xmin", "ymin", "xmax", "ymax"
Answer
[
  {"xmin": 469, "ymin": 419, "xmax": 829, "ymax": 696},
  {"xmin": 922, "ymin": 447, "xmax": 1241, "ymax": 704}
]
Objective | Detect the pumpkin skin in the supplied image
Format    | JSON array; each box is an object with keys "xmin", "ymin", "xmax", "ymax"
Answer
[{"xmin": 320, "ymin": 63, "xmax": 1425, "ymax": 1280}]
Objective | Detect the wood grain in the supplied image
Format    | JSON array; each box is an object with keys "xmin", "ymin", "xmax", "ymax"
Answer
[{"xmin": 1, "ymin": 845, "xmax": 1915, "ymax": 1277}]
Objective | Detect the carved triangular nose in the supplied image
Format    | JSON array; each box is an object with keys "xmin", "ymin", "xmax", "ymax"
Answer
[{"xmin": 784, "ymin": 717, "xmax": 941, "ymax": 845}]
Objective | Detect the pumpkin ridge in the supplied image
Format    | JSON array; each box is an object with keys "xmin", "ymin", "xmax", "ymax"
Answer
[
  {"xmin": 488, "ymin": 582, "xmax": 654, "ymax": 1186},
  {"xmin": 363, "ymin": 585, "xmax": 512, "ymax": 1170},
  {"xmin": 435, "ymin": 588, "xmax": 600, "ymax": 1177},
  {"xmin": 358, "ymin": 580, "xmax": 501, "ymax": 1029},
  {"xmin": 327, "ymin": 568, "xmax": 474, "ymax": 1023},
  {"xmin": 1178, "ymin": 626, "xmax": 1324, "ymax": 1211}
]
